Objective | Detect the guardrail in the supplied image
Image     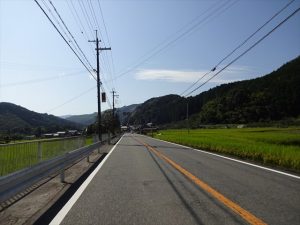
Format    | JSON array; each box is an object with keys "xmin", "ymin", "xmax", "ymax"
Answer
[
  {"xmin": 0, "ymin": 136, "xmax": 90, "ymax": 176},
  {"xmin": 0, "ymin": 135, "xmax": 118, "ymax": 203}
]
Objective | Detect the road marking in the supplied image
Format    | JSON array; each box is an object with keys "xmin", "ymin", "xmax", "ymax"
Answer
[
  {"xmin": 134, "ymin": 137, "xmax": 267, "ymax": 225},
  {"xmin": 50, "ymin": 135, "xmax": 124, "ymax": 225},
  {"xmin": 140, "ymin": 134, "xmax": 300, "ymax": 180}
]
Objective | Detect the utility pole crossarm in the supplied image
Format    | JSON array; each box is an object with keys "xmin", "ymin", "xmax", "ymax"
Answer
[{"xmin": 99, "ymin": 47, "xmax": 111, "ymax": 51}]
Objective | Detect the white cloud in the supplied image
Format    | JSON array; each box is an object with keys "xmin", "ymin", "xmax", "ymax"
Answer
[
  {"xmin": 135, "ymin": 65, "xmax": 254, "ymax": 84},
  {"xmin": 135, "ymin": 69, "xmax": 205, "ymax": 83}
]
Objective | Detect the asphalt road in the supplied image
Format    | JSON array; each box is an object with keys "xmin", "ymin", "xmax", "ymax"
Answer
[{"xmin": 51, "ymin": 133, "xmax": 300, "ymax": 225}]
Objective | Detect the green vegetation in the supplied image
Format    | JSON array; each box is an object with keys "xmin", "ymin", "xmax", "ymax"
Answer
[
  {"xmin": 153, "ymin": 128, "xmax": 300, "ymax": 172},
  {"xmin": 64, "ymin": 113, "xmax": 97, "ymax": 126},
  {"xmin": 0, "ymin": 137, "xmax": 92, "ymax": 176},
  {"xmin": 129, "ymin": 56, "xmax": 300, "ymax": 126},
  {"xmin": 0, "ymin": 102, "xmax": 82, "ymax": 140},
  {"xmin": 86, "ymin": 109, "xmax": 121, "ymax": 135}
]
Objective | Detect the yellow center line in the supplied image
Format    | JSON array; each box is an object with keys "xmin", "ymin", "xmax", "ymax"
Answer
[{"xmin": 133, "ymin": 137, "xmax": 267, "ymax": 225}]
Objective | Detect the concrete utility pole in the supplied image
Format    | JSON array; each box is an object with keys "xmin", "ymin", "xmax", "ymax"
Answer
[
  {"xmin": 111, "ymin": 90, "xmax": 119, "ymax": 118},
  {"xmin": 89, "ymin": 30, "xmax": 111, "ymax": 141},
  {"xmin": 187, "ymin": 101, "xmax": 190, "ymax": 134}
]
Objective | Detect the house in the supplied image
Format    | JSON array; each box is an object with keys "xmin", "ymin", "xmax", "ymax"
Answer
[
  {"xmin": 67, "ymin": 130, "xmax": 79, "ymax": 136},
  {"xmin": 121, "ymin": 126, "xmax": 129, "ymax": 132},
  {"xmin": 42, "ymin": 133, "xmax": 54, "ymax": 138},
  {"xmin": 57, "ymin": 131, "xmax": 66, "ymax": 137}
]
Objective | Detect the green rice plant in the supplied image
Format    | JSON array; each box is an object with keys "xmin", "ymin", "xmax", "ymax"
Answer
[
  {"xmin": 0, "ymin": 136, "xmax": 87, "ymax": 176},
  {"xmin": 154, "ymin": 128, "xmax": 300, "ymax": 171}
]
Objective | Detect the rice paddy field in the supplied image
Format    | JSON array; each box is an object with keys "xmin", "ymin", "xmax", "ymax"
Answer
[
  {"xmin": 153, "ymin": 128, "xmax": 300, "ymax": 172},
  {"xmin": 0, "ymin": 136, "xmax": 94, "ymax": 176}
]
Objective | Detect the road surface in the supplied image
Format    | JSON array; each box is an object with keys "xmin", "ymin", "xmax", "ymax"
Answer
[{"xmin": 50, "ymin": 133, "xmax": 300, "ymax": 225}]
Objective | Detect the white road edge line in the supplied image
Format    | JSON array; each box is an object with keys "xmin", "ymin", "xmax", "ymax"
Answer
[
  {"xmin": 49, "ymin": 135, "xmax": 124, "ymax": 225},
  {"xmin": 138, "ymin": 134, "xmax": 300, "ymax": 180}
]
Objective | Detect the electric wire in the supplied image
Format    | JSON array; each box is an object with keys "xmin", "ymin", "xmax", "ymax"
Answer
[
  {"xmin": 48, "ymin": 0, "xmax": 94, "ymax": 71},
  {"xmin": 180, "ymin": 0, "xmax": 296, "ymax": 96},
  {"xmin": 96, "ymin": 0, "xmax": 111, "ymax": 46},
  {"xmin": 184, "ymin": 6, "xmax": 300, "ymax": 97},
  {"xmin": 40, "ymin": 0, "xmax": 72, "ymax": 43},
  {"xmin": 34, "ymin": 0, "xmax": 97, "ymax": 81},
  {"xmin": 66, "ymin": 0, "xmax": 97, "ymax": 60},
  {"xmin": 112, "ymin": 0, "xmax": 238, "ymax": 81},
  {"xmin": 87, "ymin": 0, "xmax": 103, "ymax": 40},
  {"xmin": 78, "ymin": 0, "xmax": 95, "ymax": 37},
  {"xmin": 213, "ymin": 0, "xmax": 296, "ymax": 70},
  {"xmin": 86, "ymin": 1, "xmax": 114, "ymax": 86},
  {"xmin": 46, "ymin": 86, "xmax": 96, "ymax": 113},
  {"xmin": 96, "ymin": 0, "xmax": 117, "ymax": 88},
  {"xmin": 1, "ymin": 70, "xmax": 86, "ymax": 88}
]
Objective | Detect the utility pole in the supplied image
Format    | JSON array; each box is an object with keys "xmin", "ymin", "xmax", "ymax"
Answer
[
  {"xmin": 111, "ymin": 90, "xmax": 119, "ymax": 133},
  {"xmin": 111, "ymin": 90, "xmax": 119, "ymax": 118},
  {"xmin": 89, "ymin": 30, "xmax": 111, "ymax": 142},
  {"xmin": 187, "ymin": 101, "xmax": 190, "ymax": 134}
]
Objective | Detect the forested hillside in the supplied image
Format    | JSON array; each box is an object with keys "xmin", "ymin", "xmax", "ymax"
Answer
[
  {"xmin": 64, "ymin": 112, "xmax": 97, "ymax": 126},
  {"xmin": 0, "ymin": 102, "xmax": 80, "ymax": 136},
  {"xmin": 129, "ymin": 56, "xmax": 300, "ymax": 126}
]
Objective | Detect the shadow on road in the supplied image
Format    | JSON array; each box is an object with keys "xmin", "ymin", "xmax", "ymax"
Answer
[
  {"xmin": 146, "ymin": 148, "xmax": 205, "ymax": 225},
  {"xmin": 33, "ymin": 153, "xmax": 108, "ymax": 225}
]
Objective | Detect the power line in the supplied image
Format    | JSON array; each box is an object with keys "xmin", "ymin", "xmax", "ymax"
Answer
[
  {"xmin": 34, "ymin": 0, "xmax": 96, "ymax": 81},
  {"xmin": 78, "ymin": 0, "xmax": 95, "ymax": 37},
  {"xmin": 111, "ymin": 0, "xmax": 238, "ymax": 81},
  {"xmin": 84, "ymin": 0, "xmax": 115, "ymax": 90},
  {"xmin": 87, "ymin": 0, "xmax": 102, "ymax": 38},
  {"xmin": 214, "ymin": 0, "xmax": 296, "ymax": 70},
  {"xmin": 0, "ymin": 70, "xmax": 86, "ymax": 88},
  {"xmin": 180, "ymin": 0, "xmax": 296, "ymax": 96},
  {"xmin": 46, "ymin": 86, "xmax": 96, "ymax": 113},
  {"xmin": 68, "ymin": 0, "xmax": 116, "ymax": 97},
  {"xmin": 96, "ymin": 0, "xmax": 117, "ymax": 88},
  {"xmin": 40, "ymin": 0, "xmax": 72, "ymax": 43},
  {"xmin": 48, "ymin": 0, "xmax": 94, "ymax": 71},
  {"xmin": 66, "ymin": 0, "xmax": 97, "ymax": 60},
  {"xmin": 185, "ymin": 6, "xmax": 300, "ymax": 97},
  {"xmin": 96, "ymin": 0, "xmax": 111, "ymax": 47},
  {"xmin": 180, "ymin": 71, "xmax": 213, "ymax": 96}
]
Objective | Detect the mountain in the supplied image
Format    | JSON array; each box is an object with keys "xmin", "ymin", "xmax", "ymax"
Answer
[
  {"xmin": 64, "ymin": 113, "xmax": 97, "ymax": 126},
  {"xmin": 0, "ymin": 102, "xmax": 81, "ymax": 135},
  {"xmin": 64, "ymin": 104, "xmax": 140, "ymax": 126},
  {"xmin": 129, "ymin": 56, "xmax": 300, "ymax": 126},
  {"xmin": 60, "ymin": 115, "xmax": 73, "ymax": 119},
  {"xmin": 129, "ymin": 95, "xmax": 186, "ymax": 125},
  {"xmin": 116, "ymin": 104, "xmax": 140, "ymax": 125}
]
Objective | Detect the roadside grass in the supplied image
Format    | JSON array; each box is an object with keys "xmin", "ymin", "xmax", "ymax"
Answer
[
  {"xmin": 0, "ymin": 136, "xmax": 94, "ymax": 176},
  {"xmin": 153, "ymin": 128, "xmax": 300, "ymax": 172}
]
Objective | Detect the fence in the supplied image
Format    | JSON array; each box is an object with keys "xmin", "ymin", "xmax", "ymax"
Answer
[
  {"xmin": 0, "ymin": 136, "xmax": 92, "ymax": 176},
  {"xmin": 0, "ymin": 134, "xmax": 119, "ymax": 203}
]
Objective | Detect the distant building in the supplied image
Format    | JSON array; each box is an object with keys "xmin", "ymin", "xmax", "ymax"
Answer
[
  {"xmin": 67, "ymin": 130, "xmax": 79, "ymax": 136},
  {"xmin": 57, "ymin": 131, "xmax": 66, "ymax": 137},
  {"xmin": 42, "ymin": 133, "xmax": 54, "ymax": 138},
  {"xmin": 121, "ymin": 126, "xmax": 129, "ymax": 132},
  {"xmin": 24, "ymin": 135, "xmax": 36, "ymax": 140}
]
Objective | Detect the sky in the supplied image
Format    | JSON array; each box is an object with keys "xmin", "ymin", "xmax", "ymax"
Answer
[{"xmin": 0, "ymin": 0, "xmax": 299, "ymax": 116}]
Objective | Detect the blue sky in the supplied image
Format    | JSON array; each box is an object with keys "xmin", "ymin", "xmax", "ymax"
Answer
[{"xmin": 0, "ymin": 0, "xmax": 299, "ymax": 116}]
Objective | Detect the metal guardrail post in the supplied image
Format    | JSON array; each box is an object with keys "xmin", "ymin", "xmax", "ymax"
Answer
[
  {"xmin": 77, "ymin": 137, "xmax": 80, "ymax": 149},
  {"xmin": 108, "ymin": 132, "xmax": 111, "ymax": 145},
  {"xmin": 0, "ymin": 141, "xmax": 103, "ymax": 202},
  {"xmin": 38, "ymin": 141, "xmax": 42, "ymax": 162},
  {"xmin": 60, "ymin": 152, "xmax": 68, "ymax": 183}
]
